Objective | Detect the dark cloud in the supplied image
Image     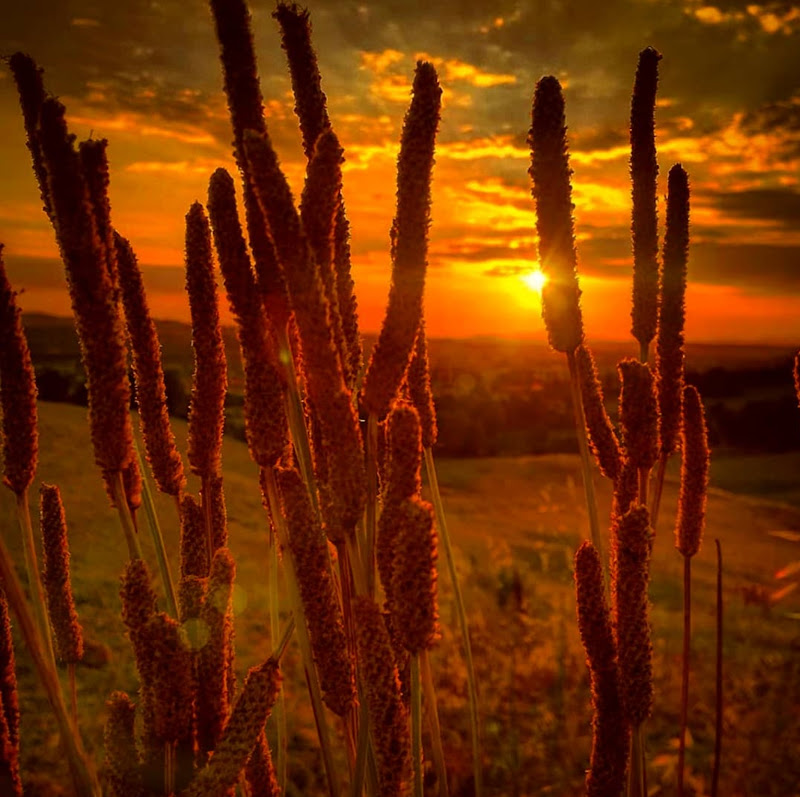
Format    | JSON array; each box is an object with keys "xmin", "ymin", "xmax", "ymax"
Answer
[{"xmin": 711, "ymin": 188, "xmax": 800, "ymax": 225}]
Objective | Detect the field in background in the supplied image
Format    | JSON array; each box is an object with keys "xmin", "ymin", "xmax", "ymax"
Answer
[{"xmin": 2, "ymin": 402, "xmax": 799, "ymax": 795}]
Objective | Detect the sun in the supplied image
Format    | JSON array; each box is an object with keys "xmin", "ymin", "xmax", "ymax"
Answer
[{"xmin": 521, "ymin": 269, "xmax": 547, "ymax": 294}]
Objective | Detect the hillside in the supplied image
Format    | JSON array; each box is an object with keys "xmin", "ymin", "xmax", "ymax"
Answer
[{"xmin": 2, "ymin": 402, "xmax": 800, "ymax": 794}]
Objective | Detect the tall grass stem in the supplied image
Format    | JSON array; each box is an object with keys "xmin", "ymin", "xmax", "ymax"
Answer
[
  {"xmin": 629, "ymin": 724, "xmax": 646, "ymax": 797},
  {"xmin": 15, "ymin": 491, "xmax": 56, "ymax": 667},
  {"xmin": 424, "ymin": 446, "xmax": 482, "ymax": 797},
  {"xmin": 677, "ymin": 554, "xmax": 691, "ymax": 796},
  {"xmin": 268, "ymin": 534, "xmax": 287, "ymax": 791},
  {"xmin": 135, "ymin": 441, "xmax": 178, "ymax": 618},
  {"xmin": 712, "ymin": 539, "xmax": 722, "ymax": 797},
  {"xmin": 411, "ymin": 654, "xmax": 423, "ymax": 797},
  {"xmin": 0, "ymin": 531, "xmax": 101, "ymax": 796},
  {"xmin": 277, "ymin": 327, "xmax": 320, "ymax": 517},
  {"xmin": 421, "ymin": 649, "xmax": 449, "ymax": 797},
  {"xmin": 111, "ymin": 472, "xmax": 142, "ymax": 560},
  {"xmin": 68, "ymin": 662, "xmax": 78, "ymax": 729},
  {"xmin": 565, "ymin": 352, "xmax": 605, "ymax": 581}
]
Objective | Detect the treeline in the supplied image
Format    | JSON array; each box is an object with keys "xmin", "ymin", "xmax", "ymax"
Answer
[{"xmin": 33, "ymin": 355, "xmax": 800, "ymax": 458}]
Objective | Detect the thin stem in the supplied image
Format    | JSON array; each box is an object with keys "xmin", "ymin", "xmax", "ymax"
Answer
[
  {"xmin": 15, "ymin": 490, "xmax": 56, "ymax": 668},
  {"xmin": 638, "ymin": 466, "xmax": 649, "ymax": 508},
  {"xmin": 277, "ymin": 326, "xmax": 320, "ymax": 517},
  {"xmin": 351, "ymin": 695, "xmax": 370, "ymax": 797},
  {"xmin": 649, "ymin": 453, "xmax": 668, "ymax": 530},
  {"xmin": 678, "ymin": 555, "xmax": 691, "ymax": 796},
  {"xmin": 134, "ymin": 440, "xmax": 178, "ymax": 618},
  {"xmin": 0, "ymin": 532, "xmax": 101, "ymax": 796},
  {"xmin": 68, "ymin": 662, "xmax": 78, "ymax": 730},
  {"xmin": 410, "ymin": 654, "xmax": 423, "ymax": 797},
  {"xmin": 565, "ymin": 351, "xmax": 604, "ymax": 573},
  {"xmin": 421, "ymin": 649, "xmax": 449, "ymax": 797},
  {"xmin": 268, "ymin": 531, "xmax": 288, "ymax": 792},
  {"xmin": 262, "ymin": 467, "xmax": 340, "ymax": 797},
  {"xmin": 271, "ymin": 616, "xmax": 296, "ymax": 661},
  {"xmin": 424, "ymin": 447, "xmax": 482, "ymax": 797},
  {"xmin": 111, "ymin": 471, "xmax": 143, "ymax": 560},
  {"xmin": 365, "ymin": 413, "xmax": 378, "ymax": 598},
  {"xmin": 711, "ymin": 539, "xmax": 723, "ymax": 797},
  {"xmin": 628, "ymin": 724, "xmax": 646, "ymax": 797},
  {"xmin": 639, "ymin": 340, "xmax": 649, "ymax": 364}
]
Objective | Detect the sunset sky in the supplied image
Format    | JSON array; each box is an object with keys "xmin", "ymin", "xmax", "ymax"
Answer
[{"xmin": 1, "ymin": 0, "xmax": 799, "ymax": 344}]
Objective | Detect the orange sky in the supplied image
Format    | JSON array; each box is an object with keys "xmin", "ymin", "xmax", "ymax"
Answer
[{"xmin": 1, "ymin": 1, "xmax": 799, "ymax": 344}]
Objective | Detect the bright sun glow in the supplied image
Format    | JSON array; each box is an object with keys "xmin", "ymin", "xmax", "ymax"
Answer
[{"xmin": 521, "ymin": 269, "xmax": 547, "ymax": 294}]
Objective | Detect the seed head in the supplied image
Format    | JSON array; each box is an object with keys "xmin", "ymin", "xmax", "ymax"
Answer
[
  {"xmin": 202, "ymin": 472, "xmax": 229, "ymax": 554},
  {"xmin": 528, "ymin": 75, "xmax": 584, "ymax": 353},
  {"xmin": 115, "ymin": 233, "xmax": 186, "ymax": 496},
  {"xmin": 618, "ymin": 358, "xmax": 659, "ymax": 472},
  {"xmin": 406, "ymin": 322, "xmax": 437, "ymax": 449},
  {"xmin": 245, "ymin": 731, "xmax": 279, "ymax": 797},
  {"xmin": 611, "ymin": 505, "xmax": 653, "ymax": 727},
  {"xmin": 362, "ymin": 61, "xmax": 442, "ymax": 417},
  {"xmin": 36, "ymin": 97, "xmax": 134, "ymax": 488},
  {"xmin": 185, "ymin": 202, "xmax": 227, "ymax": 479},
  {"xmin": 630, "ymin": 47, "xmax": 661, "ymax": 350},
  {"xmin": 245, "ymin": 128, "xmax": 366, "ymax": 541},
  {"xmin": 40, "ymin": 484, "xmax": 84, "ymax": 664},
  {"xmin": 180, "ymin": 494, "xmax": 209, "ymax": 579},
  {"xmin": 353, "ymin": 596, "xmax": 410, "ymax": 796},
  {"xmin": 197, "ymin": 548, "xmax": 236, "ymax": 758},
  {"xmin": 384, "ymin": 402, "xmax": 423, "ymax": 504},
  {"xmin": 0, "ymin": 247, "xmax": 38, "ymax": 497},
  {"xmin": 574, "ymin": 542, "xmax": 629, "ymax": 797},
  {"xmin": 9, "ymin": 53, "xmax": 53, "ymax": 223},
  {"xmin": 183, "ymin": 658, "xmax": 281, "ymax": 797},
  {"xmin": 675, "ymin": 385, "xmax": 709, "ymax": 558},
  {"xmin": 208, "ymin": 168, "xmax": 288, "ymax": 470},
  {"xmin": 277, "ymin": 467, "xmax": 356, "ymax": 716},
  {"xmin": 0, "ymin": 588, "xmax": 20, "ymax": 770},
  {"xmin": 656, "ymin": 164, "xmax": 690, "ymax": 457},
  {"xmin": 390, "ymin": 498, "xmax": 439, "ymax": 654},
  {"xmin": 140, "ymin": 612, "xmax": 194, "ymax": 746},
  {"xmin": 103, "ymin": 691, "xmax": 145, "ymax": 797},
  {"xmin": 576, "ymin": 345, "xmax": 622, "ymax": 482},
  {"xmin": 209, "ymin": 0, "xmax": 289, "ymax": 328}
]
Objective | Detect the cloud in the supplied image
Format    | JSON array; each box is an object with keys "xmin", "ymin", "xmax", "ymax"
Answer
[{"xmin": 711, "ymin": 187, "xmax": 800, "ymax": 225}]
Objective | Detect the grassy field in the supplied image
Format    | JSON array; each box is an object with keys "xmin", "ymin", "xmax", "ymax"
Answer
[{"xmin": 2, "ymin": 401, "xmax": 799, "ymax": 795}]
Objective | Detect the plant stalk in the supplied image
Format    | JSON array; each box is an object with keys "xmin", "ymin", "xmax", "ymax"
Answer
[
  {"xmin": 0, "ymin": 531, "xmax": 101, "ymax": 796},
  {"xmin": 424, "ymin": 447, "xmax": 481, "ymax": 797},
  {"xmin": 712, "ymin": 540, "xmax": 723, "ymax": 797},
  {"xmin": 565, "ymin": 351, "xmax": 604, "ymax": 572},
  {"xmin": 421, "ymin": 649, "xmax": 449, "ymax": 797},
  {"xmin": 411, "ymin": 654, "xmax": 423, "ymax": 797},
  {"xmin": 111, "ymin": 471, "xmax": 143, "ymax": 560},
  {"xmin": 134, "ymin": 441, "xmax": 178, "ymax": 618},
  {"xmin": 15, "ymin": 490, "xmax": 56, "ymax": 668},
  {"xmin": 678, "ymin": 554, "xmax": 691, "ymax": 796},
  {"xmin": 268, "ymin": 532, "xmax": 288, "ymax": 792}
]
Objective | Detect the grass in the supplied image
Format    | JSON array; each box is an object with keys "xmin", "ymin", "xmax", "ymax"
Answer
[{"xmin": 3, "ymin": 400, "xmax": 800, "ymax": 795}]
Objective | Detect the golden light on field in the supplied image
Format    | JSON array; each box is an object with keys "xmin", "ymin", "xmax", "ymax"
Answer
[{"xmin": 521, "ymin": 269, "xmax": 547, "ymax": 295}]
